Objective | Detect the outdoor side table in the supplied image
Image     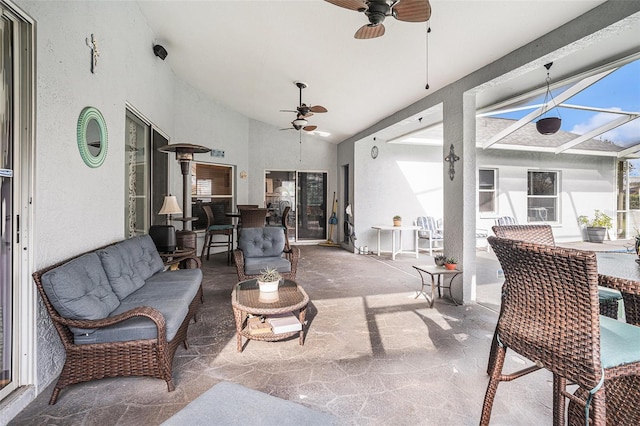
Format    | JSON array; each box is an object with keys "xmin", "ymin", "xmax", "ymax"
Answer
[
  {"xmin": 231, "ymin": 279, "xmax": 309, "ymax": 352},
  {"xmin": 412, "ymin": 265, "xmax": 462, "ymax": 307}
]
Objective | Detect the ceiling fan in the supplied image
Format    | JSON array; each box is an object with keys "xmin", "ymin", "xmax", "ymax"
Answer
[
  {"xmin": 324, "ymin": 0, "xmax": 431, "ymax": 39},
  {"xmin": 280, "ymin": 82, "xmax": 327, "ymax": 132}
]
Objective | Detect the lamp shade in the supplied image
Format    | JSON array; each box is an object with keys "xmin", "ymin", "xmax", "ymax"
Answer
[
  {"xmin": 292, "ymin": 118, "xmax": 308, "ymax": 127},
  {"xmin": 159, "ymin": 195, "xmax": 182, "ymax": 215}
]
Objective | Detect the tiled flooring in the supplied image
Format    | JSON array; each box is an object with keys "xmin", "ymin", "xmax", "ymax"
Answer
[{"xmin": 10, "ymin": 241, "xmax": 632, "ymax": 425}]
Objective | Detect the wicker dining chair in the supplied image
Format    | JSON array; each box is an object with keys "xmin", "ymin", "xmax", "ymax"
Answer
[
  {"xmin": 481, "ymin": 236, "xmax": 640, "ymax": 426},
  {"xmin": 201, "ymin": 205, "xmax": 234, "ymax": 265},
  {"xmin": 567, "ymin": 268, "xmax": 640, "ymax": 425},
  {"xmin": 239, "ymin": 208, "xmax": 268, "ymax": 228}
]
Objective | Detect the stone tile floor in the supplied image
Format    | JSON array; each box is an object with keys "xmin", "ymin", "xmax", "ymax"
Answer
[{"xmin": 10, "ymin": 240, "xmax": 633, "ymax": 425}]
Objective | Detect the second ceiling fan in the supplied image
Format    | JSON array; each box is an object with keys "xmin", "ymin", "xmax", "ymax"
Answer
[
  {"xmin": 281, "ymin": 82, "xmax": 327, "ymax": 132},
  {"xmin": 325, "ymin": 0, "xmax": 431, "ymax": 39}
]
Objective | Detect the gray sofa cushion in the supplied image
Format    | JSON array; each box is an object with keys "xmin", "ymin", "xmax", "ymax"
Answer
[
  {"xmin": 74, "ymin": 268, "xmax": 203, "ymax": 345},
  {"xmin": 239, "ymin": 227, "xmax": 286, "ymax": 258},
  {"xmin": 244, "ymin": 256, "xmax": 291, "ymax": 275},
  {"xmin": 40, "ymin": 253, "xmax": 120, "ymax": 321},
  {"xmin": 97, "ymin": 235, "xmax": 164, "ymax": 300}
]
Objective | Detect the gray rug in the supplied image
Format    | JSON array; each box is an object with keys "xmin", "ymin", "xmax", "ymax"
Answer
[{"xmin": 161, "ymin": 382, "xmax": 338, "ymax": 425}]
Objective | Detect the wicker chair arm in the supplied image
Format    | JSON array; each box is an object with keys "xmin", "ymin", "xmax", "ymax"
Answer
[
  {"xmin": 599, "ymin": 274, "xmax": 640, "ymax": 326},
  {"xmin": 285, "ymin": 246, "xmax": 300, "ymax": 278},
  {"xmin": 181, "ymin": 255, "xmax": 202, "ymax": 269},
  {"xmin": 233, "ymin": 249, "xmax": 248, "ymax": 281},
  {"xmin": 57, "ymin": 306, "xmax": 168, "ymax": 343},
  {"xmin": 599, "ymin": 275, "xmax": 640, "ymax": 296}
]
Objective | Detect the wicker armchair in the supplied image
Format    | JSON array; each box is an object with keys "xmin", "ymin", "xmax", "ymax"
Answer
[
  {"xmin": 481, "ymin": 237, "xmax": 640, "ymax": 426},
  {"xmin": 234, "ymin": 226, "xmax": 299, "ymax": 281}
]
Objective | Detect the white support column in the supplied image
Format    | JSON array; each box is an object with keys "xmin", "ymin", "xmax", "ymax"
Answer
[{"xmin": 442, "ymin": 91, "xmax": 477, "ymax": 304}]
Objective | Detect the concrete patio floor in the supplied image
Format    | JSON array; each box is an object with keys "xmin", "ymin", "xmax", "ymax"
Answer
[{"xmin": 9, "ymin": 239, "xmax": 634, "ymax": 425}]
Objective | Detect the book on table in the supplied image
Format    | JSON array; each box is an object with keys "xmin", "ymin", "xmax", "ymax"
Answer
[
  {"xmin": 247, "ymin": 316, "xmax": 272, "ymax": 335},
  {"xmin": 266, "ymin": 312, "xmax": 302, "ymax": 334}
]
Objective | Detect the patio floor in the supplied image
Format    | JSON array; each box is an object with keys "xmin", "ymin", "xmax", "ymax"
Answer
[{"xmin": 9, "ymin": 239, "xmax": 634, "ymax": 425}]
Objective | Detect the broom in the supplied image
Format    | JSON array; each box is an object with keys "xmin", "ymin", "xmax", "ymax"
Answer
[{"xmin": 319, "ymin": 192, "xmax": 340, "ymax": 247}]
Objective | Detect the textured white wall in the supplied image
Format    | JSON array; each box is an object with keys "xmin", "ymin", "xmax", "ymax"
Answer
[{"xmin": 354, "ymin": 138, "xmax": 444, "ymax": 253}]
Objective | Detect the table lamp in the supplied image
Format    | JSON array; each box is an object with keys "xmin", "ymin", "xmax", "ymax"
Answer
[{"xmin": 149, "ymin": 195, "xmax": 182, "ymax": 253}]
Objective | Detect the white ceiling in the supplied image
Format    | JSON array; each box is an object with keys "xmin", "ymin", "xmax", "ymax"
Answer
[{"xmin": 136, "ymin": 0, "xmax": 634, "ymax": 145}]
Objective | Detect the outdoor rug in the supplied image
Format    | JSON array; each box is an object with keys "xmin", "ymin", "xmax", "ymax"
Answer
[{"xmin": 161, "ymin": 381, "xmax": 339, "ymax": 425}]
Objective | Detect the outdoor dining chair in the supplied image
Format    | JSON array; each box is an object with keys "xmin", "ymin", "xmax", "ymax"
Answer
[
  {"xmin": 481, "ymin": 236, "xmax": 640, "ymax": 426},
  {"xmin": 416, "ymin": 216, "xmax": 443, "ymax": 256}
]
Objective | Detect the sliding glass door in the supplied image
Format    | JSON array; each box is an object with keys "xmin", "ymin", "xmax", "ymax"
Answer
[
  {"xmin": 264, "ymin": 170, "xmax": 328, "ymax": 242},
  {"xmin": 297, "ymin": 172, "xmax": 327, "ymax": 240}
]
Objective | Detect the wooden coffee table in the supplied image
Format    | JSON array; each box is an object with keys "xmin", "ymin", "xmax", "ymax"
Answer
[{"xmin": 231, "ymin": 279, "xmax": 309, "ymax": 352}]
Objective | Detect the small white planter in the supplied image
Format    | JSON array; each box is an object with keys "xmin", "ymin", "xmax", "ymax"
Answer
[{"xmin": 257, "ymin": 279, "xmax": 280, "ymax": 293}]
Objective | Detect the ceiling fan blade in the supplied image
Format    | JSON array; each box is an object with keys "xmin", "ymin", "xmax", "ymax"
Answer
[
  {"xmin": 280, "ymin": 127, "xmax": 294, "ymax": 131},
  {"xmin": 393, "ymin": 0, "xmax": 431, "ymax": 22},
  {"xmin": 309, "ymin": 105, "xmax": 328, "ymax": 113},
  {"xmin": 354, "ymin": 24, "xmax": 385, "ymax": 39},
  {"xmin": 303, "ymin": 125, "xmax": 318, "ymax": 131},
  {"xmin": 300, "ymin": 112, "xmax": 314, "ymax": 118},
  {"xmin": 324, "ymin": 0, "xmax": 366, "ymax": 12},
  {"xmin": 280, "ymin": 109, "xmax": 299, "ymax": 113}
]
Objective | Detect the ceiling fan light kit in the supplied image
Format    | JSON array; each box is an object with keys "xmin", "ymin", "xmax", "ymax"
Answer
[
  {"xmin": 280, "ymin": 81, "xmax": 327, "ymax": 132},
  {"xmin": 325, "ymin": 0, "xmax": 432, "ymax": 39}
]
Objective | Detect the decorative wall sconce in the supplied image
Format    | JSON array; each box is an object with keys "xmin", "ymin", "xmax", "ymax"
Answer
[
  {"xmin": 239, "ymin": 170, "xmax": 248, "ymax": 180},
  {"xmin": 536, "ymin": 62, "xmax": 562, "ymax": 135},
  {"xmin": 444, "ymin": 144, "xmax": 460, "ymax": 181}
]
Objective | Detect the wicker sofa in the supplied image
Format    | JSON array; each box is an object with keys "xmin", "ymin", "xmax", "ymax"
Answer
[{"xmin": 32, "ymin": 234, "xmax": 203, "ymax": 404}]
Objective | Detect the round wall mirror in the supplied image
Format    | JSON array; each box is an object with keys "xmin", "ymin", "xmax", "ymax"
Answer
[{"xmin": 77, "ymin": 106, "xmax": 108, "ymax": 167}]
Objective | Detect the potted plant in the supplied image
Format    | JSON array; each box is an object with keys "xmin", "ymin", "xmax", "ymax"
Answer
[
  {"xmin": 444, "ymin": 257, "xmax": 458, "ymax": 270},
  {"xmin": 393, "ymin": 215, "xmax": 402, "ymax": 227},
  {"xmin": 434, "ymin": 254, "xmax": 446, "ymax": 267},
  {"xmin": 578, "ymin": 210, "xmax": 612, "ymax": 243},
  {"xmin": 257, "ymin": 267, "xmax": 282, "ymax": 293}
]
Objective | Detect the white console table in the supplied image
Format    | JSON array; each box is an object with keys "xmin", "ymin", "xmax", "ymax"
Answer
[{"xmin": 371, "ymin": 225, "xmax": 420, "ymax": 260}]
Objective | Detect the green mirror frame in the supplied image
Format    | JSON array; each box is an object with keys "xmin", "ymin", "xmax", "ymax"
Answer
[{"xmin": 77, "ymin": 106, "xmax": 108, "ymax": 168}]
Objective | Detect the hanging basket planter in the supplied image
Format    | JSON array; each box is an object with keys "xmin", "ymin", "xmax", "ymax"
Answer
[{"xmin": 536, "ymin": 117, "xmax": 562, "ymax": 135}]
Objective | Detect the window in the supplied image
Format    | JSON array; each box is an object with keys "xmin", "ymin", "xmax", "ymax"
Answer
[
  {"xmin": 527, "ymin": 171, "xmax": 558, "ymax": 222},
  {"xmin": 191, "ymin": 162, "xmax": 234, "ymax": 230},
  {"xmin": 478, "ymin": 169, "xmax": 497, "ymax": 214}
]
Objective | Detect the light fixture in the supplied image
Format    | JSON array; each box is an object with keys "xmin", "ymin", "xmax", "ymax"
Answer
[
  {"xmin": 292, "ymin": 118, "xmax": 308, "ymax": 128},
  {"xmin": 149, "ymin": 195, "xmax": 182, "ymax": 253},
  {"xmin": 158, "ymin": 143, "xmax": 211, "ymax": 250},
  {"xmin": 153, "ymin": 44, "xmax": 168, "ymax": 60},
  {"xmin": 536, "ymin": 62, "xmax": 562, "ymax": 135}
]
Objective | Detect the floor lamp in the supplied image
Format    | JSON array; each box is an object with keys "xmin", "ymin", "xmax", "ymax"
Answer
[{"xmin": 158, "ymin": 143, "xmax": 211, "ymax": 250}]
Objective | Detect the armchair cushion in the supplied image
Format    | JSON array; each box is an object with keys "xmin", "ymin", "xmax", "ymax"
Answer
[
  {"xmin": 244, "ymin": 256, "xmax": 292, "ymax": 276},
  {"xmin": 97, "ymin": 235, "xmax": 164, "ymax": 300},
  {"xmin": 600, "ymin": 315, "xmax": 640, "ymax": 369},
  {"xmin": 239, "ymin": 227, "xmax": 286, "ymax": 258},
  {"xmin": 40, "ymin": 253, "xmax": 120, "ymax": 321}
]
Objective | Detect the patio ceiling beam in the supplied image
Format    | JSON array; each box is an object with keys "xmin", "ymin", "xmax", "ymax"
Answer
[
  {"xmin": 558, "ymin": 103, "xmax": 639, "ymax": 115},
  {"xmin": 486, "ymin": 143, "xmax": 620, "ymax": 157},
  {"xmin": 555, "ymin": 115, "xmax": 635, "ymax": 154},
  {"xmin": 616, "ymin": 135, "xmax": 640, "ymax": 158},
  {"xmin": 482, "ymin": 68, "xmax": 616, "ymax": 149}
]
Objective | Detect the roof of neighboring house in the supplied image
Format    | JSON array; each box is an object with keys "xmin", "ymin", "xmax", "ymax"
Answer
[{"xmin": 476, "ymin": 117, "xmax": 620, "ymax": 152}]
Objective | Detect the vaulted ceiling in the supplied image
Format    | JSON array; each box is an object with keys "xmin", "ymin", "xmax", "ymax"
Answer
[{"xmin": 137, "ymin": 1, "xmax": 638, "ymax": 147}]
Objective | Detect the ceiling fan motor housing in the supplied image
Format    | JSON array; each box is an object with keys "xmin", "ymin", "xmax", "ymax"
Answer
[{"xmin": 366, "ymin": 1, "xmax": 390, "ymax": 25}]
